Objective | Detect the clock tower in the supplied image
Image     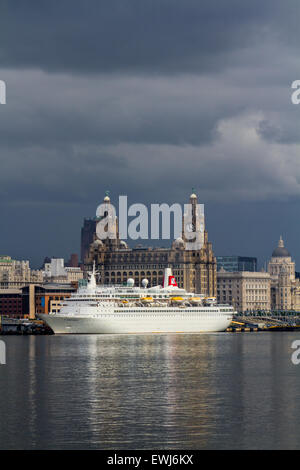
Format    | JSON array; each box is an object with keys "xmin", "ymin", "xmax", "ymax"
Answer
[{"xmin": 182, "ymin": 191, "xmax": 205, "ymax": 250}]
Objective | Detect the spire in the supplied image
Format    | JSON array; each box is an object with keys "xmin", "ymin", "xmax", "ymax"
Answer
[
  {"xmin": 190, "ymin": 188, "xmax": 197, "ymax": 203},
  {"xmin": 278, "ymin": 236, "xmax": 284, "ymax": 248},
  {"xmin": 103, "ymin": 190, "xmax": 110, "ymax": 203},
  {"xmin": 190, "ymin": 188, "xmax": 197, "ymax": 200}
]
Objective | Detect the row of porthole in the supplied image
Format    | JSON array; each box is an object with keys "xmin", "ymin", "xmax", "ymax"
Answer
[
  {"xmin": 105, "ymin": 271, "xmax": 165, "ymax": 277},
  {"xmin": 111, "ymin": 310, "xmax": 222, "ymax": 314},
  {"xmin": 100, "ymin": 314, "xmax": 222, "ymax": 318}
]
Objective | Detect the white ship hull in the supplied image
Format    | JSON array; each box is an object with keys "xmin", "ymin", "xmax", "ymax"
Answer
[
  {"xmin": 38, "ymin": 266, "xmax": 234, "ymax": 334},
  {"xmin": 38, "ymin": 311, "xmax": 232, "ymax": 334}
]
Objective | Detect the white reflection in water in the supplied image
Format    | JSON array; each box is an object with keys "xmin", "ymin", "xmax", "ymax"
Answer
[{"xmin": 1, "ymin": 333, "xmax": 300, "ymax": 449}]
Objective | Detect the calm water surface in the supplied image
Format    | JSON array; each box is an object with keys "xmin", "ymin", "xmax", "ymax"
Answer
[{"xmin": 0, "ymin": 332, "xmax": 300, "ymax": 449}]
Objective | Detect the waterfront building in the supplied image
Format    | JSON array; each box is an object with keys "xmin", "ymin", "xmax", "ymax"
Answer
[
  {"xmin": 0, "ymin": 257, "xmax": 82, "ymax": 318},
  {"xmin": 0, "ymin": 288, "xmax": 23, "ymax": 318},
  {"xmin": 268, "ymin": 237, "xmax": 300, "ymax": 311},
  {"xmin": 44, "ymin": 258, "xmax": 66, "ymax": 278},
  {"xmin": 32, "ymin": 284, "xmax": 76, "ymax": 316},
  {"xmin": 65, "ymin": 267, "xmax": 83, "ymax": 283},
  {"xmin": 216, "ymin": 256, "xmax": 257, "ymax": 272},
  {"xmin": 0, "ymin": 256, "xmax": 43, "ymax": 289},
  {"xmin": 84, "ymin": 193, "xmax": 217, "ymax": 296},
  {"xmin": 81, "ymin": 218, "xmax": 97, "ymax": 264},
  {"xmin": 268, "ymin": 236, "xmax": 295, "ymax": 280},
  {"xmin": 217, "ymin": 270, "xmax": 271, "ymax": 313},
  {"xmin": 66, "ymin": 253, "xmax": 79, "ymax": 267},
  {"xmin": 217, "ymin": 238, "xmax": 300, "ymax": 313},
  {"xmin": 0, "ymin": 283, "xmax": 77, "ymax": 319},
  {"xmin": 43, "ymin": 258, "xmax": 83, "ymax": 283}
]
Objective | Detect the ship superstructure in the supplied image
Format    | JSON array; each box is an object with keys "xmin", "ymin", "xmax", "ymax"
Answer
[{"xmin": 38, "ymin": 266, "xmax": 234, "ymax": 334}]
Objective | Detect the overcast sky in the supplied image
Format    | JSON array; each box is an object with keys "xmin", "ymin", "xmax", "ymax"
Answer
[{"xmin": 0, "ymin": 0, "xmax": 300, "ymax": 268}]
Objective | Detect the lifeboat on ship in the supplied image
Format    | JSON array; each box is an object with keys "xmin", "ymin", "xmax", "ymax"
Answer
[
  {"xmin": 170, "ymin": 296, "xmax": 184, "ymax": 304},
  {"xmin": 189, "ymin": 297, "xmax": 203, "ymax": 305},
  {"xmin": 140, "ymin": 296, "xmax": 153, "ymax": 304},
  {"xmin": 203, "ymin": 297, "xmax": 217, "ymax": 306}
]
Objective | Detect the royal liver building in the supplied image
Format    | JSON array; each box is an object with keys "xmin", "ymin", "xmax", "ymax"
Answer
[{"xmin": 84, "ymin": 193, "xmax": 217, "ymax": 296}]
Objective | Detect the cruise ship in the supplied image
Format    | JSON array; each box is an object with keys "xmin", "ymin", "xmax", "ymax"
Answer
[{"xmin": 38, "ymin": 266, "xmax": 234, "ymax": 334}]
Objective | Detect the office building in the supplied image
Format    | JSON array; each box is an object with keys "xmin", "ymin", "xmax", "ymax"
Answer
[{"xmin": 217, "ymin": 256, "xmax": 257, "ymax": 272}]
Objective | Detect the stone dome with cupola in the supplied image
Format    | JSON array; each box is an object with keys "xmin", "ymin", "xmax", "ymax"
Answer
[
  {"xmin": 268, "ymin": 236, "xmax": 295, "ymax": 280},
  {"xmin": 271, "ymin": 236, "xmax": 290, "ymax": 258}
]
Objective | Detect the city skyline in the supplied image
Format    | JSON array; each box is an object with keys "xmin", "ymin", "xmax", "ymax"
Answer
[{"xmin": 0, "ymin": 191, "xmax": 297, "ymax": 273}]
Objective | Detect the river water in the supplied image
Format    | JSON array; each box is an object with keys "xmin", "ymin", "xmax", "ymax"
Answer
[{"xmin": 0, "ymin": 332, "xmax": 299, "ymax": 449}]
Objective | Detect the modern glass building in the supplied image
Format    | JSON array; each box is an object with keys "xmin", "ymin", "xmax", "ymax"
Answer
[{"xmin": 216, "ymin": 256, "xmax": 257, "ymax": 272}]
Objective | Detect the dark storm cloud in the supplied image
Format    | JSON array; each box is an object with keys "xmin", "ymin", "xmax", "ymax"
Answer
[
  {"xmin": 0, "ymin": 0, "xmax": 298, "ymax": 75},
  {"xmin": 0, "ymin": 62, "xmax": 300, "ymax": 208},
  {"xmin": 257, "ymin": 106, "xmax": 300, "ymax": 145},
  {"xmin": 0, "ymin": 72, "xmax": 247, "ymax": 151}
]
